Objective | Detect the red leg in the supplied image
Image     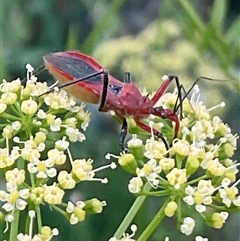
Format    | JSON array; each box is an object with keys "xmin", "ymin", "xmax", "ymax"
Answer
[{"xmin": 150, "ymin": 75, "xmax": 176, "ymax": 105}]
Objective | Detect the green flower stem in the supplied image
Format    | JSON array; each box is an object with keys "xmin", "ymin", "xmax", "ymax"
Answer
[
  {"xmin": 51, "ymin": 205, "xmax": 68, "ymax": 217},
  {"xmin": 114, "ymin": 182, "xmax": 152, "ymax": 239},
  {"xmin": 9, "ymin": 157, "xmax": 25, "ymax": 241},
  {"xmin": 209, "ymin": 203, "xmax": 226, "ymax": 211},
  {"xmin": 13, "ymin": 102, "xmax": 24, "ymax": 118},
  {"xmin": 140, "ymin": 189, "xmax": 171, "ymax": 196},
  {"xmin": 36, "ymin": 206, "xmax": 42, "ymax": 231},
  {"xmin": 30, "ymin": 173, "xmax": 36, "ymax": 188},
  {"xmin": 137, "ymin": 197, "xmax": 170, "ymax": 241},
  {"xmin": 187, "ymin": 174, "xmax": 208, "ymax": 185},
  {"xmin": 159, "ymin": 176, "xmax": 170, "ymax": 185},
  {"xmin": 176, "ymin": 197, "xmax": 182, "ymax": 225},
  {"xmin": 0, "ymin": 112, "xmax": 21, "ymax": 121},
  {"xmin": 9, "ymin": 210, "xmax": 20, "ymax": 241}
]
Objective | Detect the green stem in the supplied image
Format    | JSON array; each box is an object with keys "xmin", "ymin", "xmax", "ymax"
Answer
[
  {"xmin": 114, "ymin": 182, "xmax": 151, "ymax": 239},
  {"xmin": 140, "ymin": 189, "xmax": 170, "ymax": 196},
  {"xmin": 9, "ymin": 158, "xmax": 25, "ymax": 241},
  {"xmin": 137, "ymin": 197, "xmax": 170, "ymax": 241},
  {"xmin": 36, "ymin": 206, "xmax": 42, "ymax": 231},
  {"xmin": 0, "ymin": 112, "xmax": 21, "ymax": 121},
  {"xmin": 9, "ymin": 210, "xmax": 20, "ymax": 241},
  {"xmin": 51, "ymin": 204, "xmax": 68, "ymax": 217},
  {"xmin": 187, "ymin": 174, "xmax": 207, "ymax": 185},
  {"xmin": 176, "ymin": 197, "xmax": 182, "ymax": 226}
]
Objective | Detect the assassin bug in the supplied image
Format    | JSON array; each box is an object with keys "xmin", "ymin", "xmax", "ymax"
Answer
[{"xmin": 42, "ymin": 51, "xmax": 187, "ymax": 150}]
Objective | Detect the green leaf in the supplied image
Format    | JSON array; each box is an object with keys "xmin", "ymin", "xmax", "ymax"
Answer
[
  {"xmin": 66, "ymin": 25, "xmax": 79, "ymax": 50},
  {"xmin": 210, "ymin": 0, "xmax": 227, "ymax": 34},
  {"xmin": 178, "ymin": 0, "xmax": 205, "ymax": 31},
  {"xmin": 225, "ymin": 16, "xmax": 240, "ymax": 44},
  {"xmin": 81, "ymin": 0, "xmax": 125, "ymax": 53}
]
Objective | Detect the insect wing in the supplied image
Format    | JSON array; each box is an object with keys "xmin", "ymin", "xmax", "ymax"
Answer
[{"xmin": 44, "ymin": 51, "xmax": 123, "ymax": 104}]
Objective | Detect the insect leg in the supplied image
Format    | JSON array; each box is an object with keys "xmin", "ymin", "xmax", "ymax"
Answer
[
  {"xmin": 119, "ymin": 118, "xmax": 128, "ymax": 150},
  {"xmin": 98, "ymin": 71, "xmax": 109, "ymax": 111},
  {"xmin": 135, "ymin": 120, "xmax": 169, "ymax": 150},
  {"xmin": 150, "ymin": 75, "xmax": 175, "ymax": 105},
  {"xmin": 151, "ymin": 75, "xmax": 187, "ymax": 119}
]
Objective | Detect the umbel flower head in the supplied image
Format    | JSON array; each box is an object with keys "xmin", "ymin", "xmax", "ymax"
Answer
[
  {"xmin": 0, "ymin": 65, "xmax": 116, "ymax": 239},
  {"xmin": 110, "ymin": 81, "xmax": 239, "ymax": 237}
]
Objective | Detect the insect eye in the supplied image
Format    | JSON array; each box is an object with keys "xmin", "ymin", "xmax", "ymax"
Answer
[
  {"xmin": 109, "ymin": 85, "xmax": 122, "ymax": 94},
  {"xmin": 161, "ymin": 112, "xmax": 167, "ymax": 119}
]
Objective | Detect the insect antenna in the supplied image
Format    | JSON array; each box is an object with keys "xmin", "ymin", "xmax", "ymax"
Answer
[
  {"xmin": 124, "ymin": 72, "xmax": 131, "ymax": 83},
  {"xmin": 173, "ymin": 76, "xmax": 218, "ymax": 114},
  {"xmin": 21, "ymin": 65, "xmax": 45, "ymax": 86},
  {"xmin": 39, "ymin": 70, "xmax": 104, "ymax": 97}
]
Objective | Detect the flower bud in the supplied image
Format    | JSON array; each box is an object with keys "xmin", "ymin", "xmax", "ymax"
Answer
[
  {"xmin": 2, "ymin": 125, "xmax": 14, "ymax": 139},
  {"xmin": 21, "ymin": 99, "xmax": 38, "ymax": 115},
  {"xmin": 206, "ymin": 212, "xmax": 229, "ymax": 229},
  {"xmin": 39, "ymin": 226, "xmax": 52, "ymax": 240},
  {"xmin": 186, "ymin": 154, "xmax": 200, "ymax": 175},
  {"xmin": 215, "ymin": 123, "xmax": 228, "ymax": 137},
  {"xmin": 127, "ymin": 137, "xmax": 144, "ymax": 161},
  {"xmin": 0, "ymin": 103, "xmax": 7, "ymax": 114},
  {"xmin": 84, "ymin": 198, "xmax": 105, "ymax": 214},
  {"xmin": 34, "ymin": 132, "xmax": 47, "ymax": 145},
  {"xmin": 118, "ymin": 153, "xmax": 138, "ymax": 174},
  {"xmin": 1, "ymin": 92, "xmax": 17, "ymax": 104},
  {"xmin": 74, "ymin": 207, "xmax": 85, "ymax": 221},
  {"xmin": 159, "ymin": 158, "xmax": 175, "ymax": 172},
  {"xmin": 29, "ymin": 187, "xmax": 44, "ymax": 205},
  {"xmin": 218, "ymin": 143, "xmax": 235, "ymax": 159},
  {"xmin": 164, "ymin": 201, "xmax": 178, "ymax": 217},
  {"xmin": 172, "ymin": 140, "xmax": 190, "ymax": 157}
]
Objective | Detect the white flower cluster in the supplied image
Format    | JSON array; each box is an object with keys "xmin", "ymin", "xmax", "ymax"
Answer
[
  {"xmin": 0, "ymin": 66, "xmax": 115, "ymax": 239},
  {"xmin": 114, "ymin": 83, "xmax": 239, "ymax": 236}
]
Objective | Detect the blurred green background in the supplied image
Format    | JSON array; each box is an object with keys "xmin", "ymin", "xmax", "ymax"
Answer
[{"xmin": 1, "ymin": 0, "xmax": 240, "ymax": 240}]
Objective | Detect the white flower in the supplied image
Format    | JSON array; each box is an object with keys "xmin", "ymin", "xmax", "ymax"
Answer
[
  {"xmin": 66, "ymin": 127, "xmax": 86, "ymax": 142},
  {"xmin": 109, "ymin": 224, "xmax": 137, "ymax": 241},
  {"xmin": 195, "ymin": 236, "xmax": 208, "ymax": 241},
  {"xmin": 28, "ymin": 159, "xmax": 57, "ymax": 179},
  {"xmin": 0, "ymin": 183, "xmax": 29, "ymax": 212},
  {"xmin": 128, "ymin": 177, "xmax": 143, "ymax": 193},
  {"xmin": 218, "ymin": 178, "xmax": 240, "ymax": 207},
  {"xmin": 180, "ymin": 217, "xmax": 195, "ymax": 236},
  {"xmin": 50, "ymin": 118, "xmax": 62, "ymax": 131}
]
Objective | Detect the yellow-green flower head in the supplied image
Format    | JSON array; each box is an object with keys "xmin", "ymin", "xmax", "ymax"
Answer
[
  {"xmin": 58, "ymin": 170, "xmax": 76, "ymax": 189},
  {"xmin": 5, "ymin": 168, "xmax": 25, "ymax": 185},
  {"xmin": 72, "ymin": 159, "xmax": 94, "ymax": 181},
  {"xmin": 166, "ymin": 168, "xmax": 187, "ymax": 189},
  {"xmin": 43, "ymin": 183, "xmax": 64, "ymax": 205},
  {"xmin": 29, "ymin": 187, "xmax": 45, "ymax": 205}
]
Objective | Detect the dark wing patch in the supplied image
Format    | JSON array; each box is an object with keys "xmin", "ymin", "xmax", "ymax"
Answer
[{"xmin": 45, "ymin": 54, "xmax": 102, "ymax": 82}]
